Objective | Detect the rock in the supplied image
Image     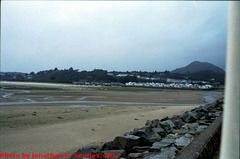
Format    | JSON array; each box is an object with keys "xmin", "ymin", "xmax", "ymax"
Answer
[
  {"xmin": 181, "ymin": 125, "xmax": 188, "ymax": 130},
  {"xmin": 167, "ymin": 134, "xmax": 178, "ymax": 139},
  {"xmin": 194, "ymin": 111, "xmax": 205, "ymax": 119},
  {"xmin": 172, "ymin": 129, "xmax": 189, "ymax": 135},
  {"xmin": 124, "ymin": 132, "xmax": 133, "ymax": 136},
  {"xmin": 152, "ymin": 127, "xmax": 166, "ymax": 137},
  {"xmin": 71, "ymin": 99, "xmax": 223, "ymax": 159},
  {"xmin": 205, "ymin": 119, "xmax": 213, "ymax": 123},
  {"xmin": 185, "ymin": 133, "xmax": 193, "ymax": 138},
  {"xmin": 133, "ymin": 126, "xmax": 161, "ymax": 143},
  {"xmin": 150, "ymin": 142, "xmax": 171, "ymax": 151},
  {"xmin": 209, "ymin": 112, "xmax": 221, "ymax": 117},
  {"xmin": 185, "ymin": 123, "xmax": 199, "ymax": 130},
  {"xmin": 181, "ymin": 111, "xmax": 197, "ymax": 123},
  {"xmin": 204, "ymin": 104, "xmax": 211, "ymax": 110},
  {"xmin": 133, "ymin": 146, "xmax": 150, "ymax": 153},
  {"xmin": 152, "ymin": 119, "xmax": 160, "ymax": 125},
  {"xmin": 145, "ymin": 120, "xmax": 152, "ymax": 126},
  {"xmin": 112, "ymin": 135, "xmax": 141, "ymax": 154},
  {"xmin": 99, "ymin": 141, "xmax": 113, "ymax": 151},
  {"xmin": 149, "ymin": 138, "xmax": 174, "ymax": 151},
  {"xmin": 188, "ymin": 130, "xmax": 198, "ymax": 135},
  {"xmin": 170, "ymin": 115, "xmax": 180, "ymax": 120},
  {"xmin": 208, "ymin": 108, "xmax": 218, "ymax": 113},
  {"xmin": 161, "ymin": 138, "xmax": 175, "ymax": 144},
  {"xmin": 174, "ymin": 134, "xmax": 194, "ymax": 148},
  {"xmin": 75, "ymin": 146, "xmax": 99, "ymax": 154},
  {"xmin": 196, "ymin": 106, "xmax": 209, "ymax": 113},
  {"xmin": 159, "ymin": 120, "xmax": 176, "ymax": 133},
  {"xmin": 145, "ymin": 119, "xmax": 159, "ymax": 127},
  {"xmin": 127, "ymin": 153, "xmax": 143, "ymax": 159},
  {"xmin": 196, "ymin": 125, "xmax": 208, "ymax": 133},
  {"xmin": 171, "ymin": 118, "xmax": 185, "ymax": 129},
  {"xmin": 145, "ymin": 146, "xmax": 177, "ymax": 159},
  {"xmin": 206, "ymin": 114, "xmax": 216, "ymax": 121},
  {"xmin": 160, "ymin": 116, "xmax": 169, "ymax": 121},
  {"xmin": 197, "ymin": 120, "xmax": 210, "ymax": 126}
]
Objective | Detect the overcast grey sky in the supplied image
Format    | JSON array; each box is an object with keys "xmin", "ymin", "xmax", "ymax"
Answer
[{"xmin": 1, "ymin": 1, "xmax": 228, "ymax": 73}]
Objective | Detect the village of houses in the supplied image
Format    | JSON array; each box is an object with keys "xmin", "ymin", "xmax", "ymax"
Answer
[{"xmin": 74, "ymin": 73, "xmax": 217, "ymax": 90}]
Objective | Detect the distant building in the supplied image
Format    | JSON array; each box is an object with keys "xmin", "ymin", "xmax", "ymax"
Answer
[
  {"xmin": 107, "ymin": 72, "xmax": 114, "ymax": 76},
  {"xmin": 27, "ymin": 75, "xmax": 32, "ymax": 79},
  {"xmin": 116, "ymin": 74, "xmax": 128, "ymax": 77},
  {"xmin": 167, "ymin": 78, "xmax": 182, "ymax": 83}
]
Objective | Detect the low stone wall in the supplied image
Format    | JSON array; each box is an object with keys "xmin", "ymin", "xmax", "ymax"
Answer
[
  {"xmin": 70, "ymin": 99, "xmax": 223, "ymax": 159},
  {"xmin": 164, "ymin": 114, "xmax": 221, "ymax": 159}
]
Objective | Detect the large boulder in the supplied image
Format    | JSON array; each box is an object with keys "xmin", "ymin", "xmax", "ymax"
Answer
[
  {"xmin": 145, "ymin": 119, "xmax": 160, "ymax": 127},
  {"xmin": 133, "ymin": 126, "xmax": 161, "ymax": 143},
  {"xmin": 132, "ymin": 146, "xmax": 150, "ymax": 153},
  {"xmin": 145, "ymin": 146, "xmax": 177, "ymax": 159},
  {"xmin": 171, "ymin": 118, "xmax": 185, "ymax": 129},
  {"xmin": 181, "ymin": 111, "xmax": 197, "ymax": 123},
  {"xmin": 99, "ymin": 141, "xmax": 113, "ymax": 151},
  {"xmin": 152, "ymin": 127, "xmax": 166, "ymax": 138},
  {"xmin": 112, "ymin": 135, "xmax": 141, "ymax": 154},
  {"xmin": 174, "ymin": 134, "xmax": 194, "ymax": 148},
  {"xmin": 184, "ymin": 123, "xmax": 199, "ymax": 130},
  {"xmin": 159, "ymin": 120, "xmax": 177, "ymax": 133},
  {"xmin": 150, "ymin": 138, "xmax": 175, "ymax": 152},
  {"xmin": 196, "ymin": 106, "xmax": 209, "ymax": 113}
]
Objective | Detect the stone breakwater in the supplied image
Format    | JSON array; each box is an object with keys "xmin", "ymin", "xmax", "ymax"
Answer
[{"xmin": 71, "ymin": 99, "xmax": 223, "ymax": 159}]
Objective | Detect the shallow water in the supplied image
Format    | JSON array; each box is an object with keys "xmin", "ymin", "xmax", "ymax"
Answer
[{"xmin": 0, "ymin": 89, "xmax": 223, "ymax": 108}]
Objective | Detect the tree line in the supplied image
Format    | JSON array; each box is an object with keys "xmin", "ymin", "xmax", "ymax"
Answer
[{"xmin": 1, "ymin": 67, "xmax": 225, "ymax": 85}]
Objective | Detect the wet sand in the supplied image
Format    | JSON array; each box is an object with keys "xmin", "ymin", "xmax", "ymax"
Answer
[
  {"xmin": 1, "ymin": 87, "xmax": 222, "ymax": 108},
  {"xmin": 0, "ymin": 81, "xmax": 223, "ymax": 158},
  {"xmin": 0, "ymin": 106, "xmax": 198, "ymax": 159}
]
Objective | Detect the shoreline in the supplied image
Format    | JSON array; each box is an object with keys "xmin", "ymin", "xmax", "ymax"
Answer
[
  {"xmin": 0, "ymin": 105, "xmax": 198, "ymax": 158},
  {"xmin": 0, "ymin": 82, "xmax": 223, "ymax": 158}
]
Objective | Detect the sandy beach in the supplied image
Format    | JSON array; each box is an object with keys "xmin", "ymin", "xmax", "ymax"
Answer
[
  {"xmin": 0, "ymin": 106, "xmax": 197, "ymax": 158},
  {"xmin": 0, "ymin": 81, "xmax": 223, "ymax": 158}
]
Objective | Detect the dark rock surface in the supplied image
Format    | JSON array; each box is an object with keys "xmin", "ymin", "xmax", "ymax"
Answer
[
  {"xmin": 159, "ymin": 120, "xmax": 176, "ymax": 133},
  {"xmin": 174, "ymin": 134, "xmax": 194, "ymax": 148},
  {"xmin": 112, "ymin": 135, "xmax": 142, "ymax": 154},
  {"xmin": 181, "ymin": 111, "xmax": 197, "ymax": 123},
  {"xmin": 132, "ymin": 126, "xmax": 161, "ymax": 144}
]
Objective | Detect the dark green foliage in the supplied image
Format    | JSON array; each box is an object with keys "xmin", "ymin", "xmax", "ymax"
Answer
[
  {"xmin": 1, "ymin": 67, "xmax": 225, "ymax": 85},
  {"xmin": 188, "ymin": 70, "xmax": 225, "ymax": 84},
  {"xmin": 162, "ymin": 73, "xmax": 186, "ymax": 80},
  {"xmin": 30, "ymin": 68, "xmax": 114, "ymax": 83}
]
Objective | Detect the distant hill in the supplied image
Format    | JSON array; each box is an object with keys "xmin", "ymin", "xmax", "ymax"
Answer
[{"xmin": 171, "ymin": 61, "xmax": 225, "ymax": 74}]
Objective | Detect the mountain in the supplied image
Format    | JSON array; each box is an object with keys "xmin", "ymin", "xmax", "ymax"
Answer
[{"xmin": 171, "ymin": 61, "xmax": 225, "ymax": 74}]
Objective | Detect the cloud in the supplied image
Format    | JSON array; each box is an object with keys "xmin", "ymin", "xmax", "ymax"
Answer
[{"xmin": 1, "ymin": 1, "xmax": 228, "ymax": 73}]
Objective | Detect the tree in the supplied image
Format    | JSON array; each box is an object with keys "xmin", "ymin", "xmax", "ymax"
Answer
[{"xmin": 30, "ymin": 72, "xmax": 35, "ymax": 76}]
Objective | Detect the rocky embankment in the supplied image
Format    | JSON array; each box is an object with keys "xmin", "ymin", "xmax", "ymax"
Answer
[{"xmin": 71, "ymin": 99, "xmax": 223, "ymax": 159}]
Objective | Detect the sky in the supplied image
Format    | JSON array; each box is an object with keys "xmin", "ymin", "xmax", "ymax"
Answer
[{"xmin": 1, "ymin": 1, "xmax": 228, "ymax": 73}]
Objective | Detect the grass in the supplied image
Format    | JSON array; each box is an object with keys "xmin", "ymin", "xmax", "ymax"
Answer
[
  {"xmin": 88, "ymin": 86, "xmax": 170, "ymax": 92},
  {"xmin": 86, "ymin": 86, "xmax": 164, "ymax": 92},
  {"xmin": 2, "ymin": 85, "xmax": 63, "ymax": 90},
  {"xmin": 14, "ymin": 92, "xmax": 91, "ymax": 96}
]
